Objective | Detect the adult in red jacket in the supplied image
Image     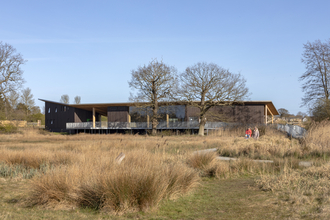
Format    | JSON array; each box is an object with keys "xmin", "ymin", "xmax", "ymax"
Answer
[{"xmin": 245, "ymin": 128, "xmax": 252, "ymax": 138}]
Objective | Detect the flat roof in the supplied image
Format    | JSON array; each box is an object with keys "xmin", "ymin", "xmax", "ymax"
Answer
[{"xmin": 39, "ymin": 99, "xmax": 279, "ymax": 116}]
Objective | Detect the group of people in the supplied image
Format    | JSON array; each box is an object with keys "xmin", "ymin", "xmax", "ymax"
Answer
[{"xmin": 245, "ymin": 127, "xmax": 259, "ymax": 140}]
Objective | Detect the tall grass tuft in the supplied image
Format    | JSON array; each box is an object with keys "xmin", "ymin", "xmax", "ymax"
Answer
[
  {"xmin": 302, "ymin": 120, "xmax": 330, "ymax": 157},
  {"xmin": 256, "ymin": 162, "xmax": 330, "ymax": 218},
  {"xmin": 27, "ymin": 150, "xmax": 200, "ymax": 213},
  {"xmin": 187, "ymin": 151, "xmax": 217, "ymax": 170}
]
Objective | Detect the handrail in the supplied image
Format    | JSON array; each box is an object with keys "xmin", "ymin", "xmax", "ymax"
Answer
[{"xmin": 66, "ymin": 121, "xmax": 228, "ymax": 129}]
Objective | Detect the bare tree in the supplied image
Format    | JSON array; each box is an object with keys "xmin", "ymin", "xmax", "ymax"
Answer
[
  {"xmin": 20, "ymin": 87, "xmax": 36, "ymax": 117},
  {"xmin": 311, "ymin": 98, "xmax": 330, "ymax": 121},
  {"xmin": 300, "ymin": 39, "xmax": 330, "ymax": 106},
  {"xmin": 278, "ymin": 108, "xmax": 290, "ymax": 118},
  {"xmin": 6, "ymin": 90, "xmax": 20, "ymax": 119},
  {"xmin": 296, "ymin": 111, "xmax": 307, "ymax": 117},
  {"xmin": 180, "ymin": 62, "xmax": 249, "ymax": 136},
  {"xmin": 128, "ymin": 59, "xmax": 178, "ymax": 135},
  {"xmin": 8, "ymin": 90, "xmax": 20, "ymax": 110},
  {"xmin": 0, "ymin": 42, "xmax": 26, "ymax": 118},
  {"xmin": 74, "ymin": 96, "xmax": 81, "ymax": 104},
  {"xmin": 60, "ymin": 94, "xmax": 69, "ymax": 104}
]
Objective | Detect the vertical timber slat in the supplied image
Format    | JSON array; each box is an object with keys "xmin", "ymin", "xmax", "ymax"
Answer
[
  {"xmin": 166, "ymin": 114, "xmax": 169, "ymax": 128},
  {"xmin": 265, "ymin": 105, "xmax": 267, "ymax": 125},
  {"xmin": 93, "ymin": 108, "xmax": 95, "ymax": 128}
]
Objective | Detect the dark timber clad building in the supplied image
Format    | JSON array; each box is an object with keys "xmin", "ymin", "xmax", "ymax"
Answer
[{"xmin": 40, "ymin": 99, "xmax": 279, "ymax": 133}]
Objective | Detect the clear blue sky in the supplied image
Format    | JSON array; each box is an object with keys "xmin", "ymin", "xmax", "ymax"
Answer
[{"xmin": 2, "ymin": 0, "xmax": 330, "ymax": 115}]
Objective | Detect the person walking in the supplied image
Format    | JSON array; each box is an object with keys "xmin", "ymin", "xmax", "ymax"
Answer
[{"xmin": 253, "ymin": 127, "xmax": 259, "ymax": 140}]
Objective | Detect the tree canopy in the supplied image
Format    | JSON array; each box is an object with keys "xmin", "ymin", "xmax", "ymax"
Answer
[
  {"xmin": 179, "ymin": 62, "xmax": 249, "ymax": 136},
  {"xmin": 128, "ymin": 59, "xmax": 178, "ymax": 135},
  {"xmin": 300, "ymin": 39, "xmax": 330, "ymax": 106},
  {"xmin": 60, "ymin": 94, "xmax": 70, "ymax": 104}
]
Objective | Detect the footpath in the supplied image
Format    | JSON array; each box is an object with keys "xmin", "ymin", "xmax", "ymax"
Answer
[{"xmin": 195, "ymin": 148, "xmax": 313, "ymax": 167}]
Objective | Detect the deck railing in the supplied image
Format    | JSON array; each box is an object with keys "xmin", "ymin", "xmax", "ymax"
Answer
[
  {"xmin": 66, "ymin": 121, "xmax": 228, "ymax": 130},
  {"xmin": 277, "ymin": 124, "xmax": 306, "ymax": 138}
]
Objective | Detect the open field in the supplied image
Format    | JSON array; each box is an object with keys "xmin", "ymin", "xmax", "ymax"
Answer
[{"xmin": 0, "ymin": 122, "xmax": 330, "ymax": 219}]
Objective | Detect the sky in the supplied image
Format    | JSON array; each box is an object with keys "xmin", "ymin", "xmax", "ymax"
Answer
[{"xmin": 1, "ymin": 0, "xmax": 330, "ymax": 115}]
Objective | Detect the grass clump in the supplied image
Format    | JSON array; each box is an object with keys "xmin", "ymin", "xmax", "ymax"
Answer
[
  {"xmin": 27, "ymin": 150, "xmax": 200, "ymax": 214},
  {"xmin": 187, "ymin": 151, "xmax": 217, "ymax": 170}
]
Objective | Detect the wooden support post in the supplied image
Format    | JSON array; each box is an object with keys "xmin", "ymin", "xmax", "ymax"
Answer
[
  {"xmin": 128, "ymin": 115, "xmax": 131, "ymax": 123},
  {"xmin": 147, "ymin": 115, "xmax": 149, "ymax": 128},
  {"xmin": 166, "ymin": 114, "xmax": 169, "ymax": 128},
  {"xmin": 93, "ymin": 108, "xmax": 95, "ymax": 128},
  {"xmin": 265, "ymin": 105, "xmax": 274, "ymax": 124},
  {"xmin": 265, "ymin": 105, "xmax": 267, "ymax": 125}
]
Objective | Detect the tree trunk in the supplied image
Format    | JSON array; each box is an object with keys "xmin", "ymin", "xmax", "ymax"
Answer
[
  {"xmin": 198, "ymin": 116, "xmax": 206, "ymax": 136},
  {"xmin": 152, "ymin": 118, "xmax": 157, "ymax": 135},
  {"xmin": 152, "ymin": 101, "xmax": 158, "ymax": 135},
  {"xmin": 198, "ymin": 123, "xmax": 205, "ymax": 136}
]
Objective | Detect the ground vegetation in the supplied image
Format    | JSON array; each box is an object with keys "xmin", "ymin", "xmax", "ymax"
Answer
[{"xmin": 0, "ymin": 122, "xmax": 329, "ymax": 218}]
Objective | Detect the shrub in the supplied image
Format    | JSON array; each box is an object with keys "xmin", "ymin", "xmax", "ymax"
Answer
[{"xmin": 0, "ymin": 123, "xmax": 18, "ymax": 134}]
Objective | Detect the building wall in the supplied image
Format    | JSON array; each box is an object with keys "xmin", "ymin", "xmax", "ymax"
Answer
[
  {"xmin": 45, "ymin": 102, "xmax": 74, "ymax": 132},
  {"xmin": 107, "ymin": 106, "xmax": 129, "ymax": 122},
  {"xmin": 233, "ymin": 105, "xmax": 264, "ymax": 124},
  {"xmin": 185, "ymin": 104, "xmax": 265, "ymax": 124},
  {"xmin": 74, "ymin": 108, "xmax": 94, "ymax": 122}
]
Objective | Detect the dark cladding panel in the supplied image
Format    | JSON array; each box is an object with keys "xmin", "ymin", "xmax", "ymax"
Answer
[
  {"xmin": 108, "ymin": 106, "xmax": 129, "ymax": 122},
  {"xmin": 208, "ymin": 106, "xmax": 235, "ymax": 122},
  {"xmin": 185, "ymin": 106, "xmax": 200, "ymax": 121},
  {"xmin": 74, "ymin": 108, "xmax": 93, "ymax": 122},
  {"xmin": 45, "ymin": 102, "xmax": 74, "ymax": 132},
  {"xmin": 234, "ymin": 105, "xmax": 264, "ymax": 124},
  {"xmin": 185, "ymin": 104, "xmax": 264, "ymax": 124}
]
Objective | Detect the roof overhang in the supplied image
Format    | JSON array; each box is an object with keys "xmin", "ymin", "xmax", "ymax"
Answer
[{"xmin": 39, "ymin": 99, "xmax": 279, "ymax": 116}]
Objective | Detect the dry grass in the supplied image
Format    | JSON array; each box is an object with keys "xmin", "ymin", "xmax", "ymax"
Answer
[
  {"xmin": 256, "ymin": 163, "xmax": 330, "ymax": 218},
  {"xmin": 213, "ymin": 125, "xmax": 311, "ymax": 160},
  {"xmin": 254, "ymin": 120, "xmax": 330, "ymax": 218},
  {"xmin": 0, "ymin": 149, "xmax": 74, "ymax": 169},
  {"xmin": 187, "ymin": 151, "xmax": 217, "ymax": 170},
  {"xmin": 0, "ymin": 123, "xmax": 330, "ymax": 216},
  {"xmin": 27, "ymin": 150, "xmax": 200, "ymax": 213},
  {"xmin": 302, "ymin": 120, "xmax": 330, "ymax": 157}
]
